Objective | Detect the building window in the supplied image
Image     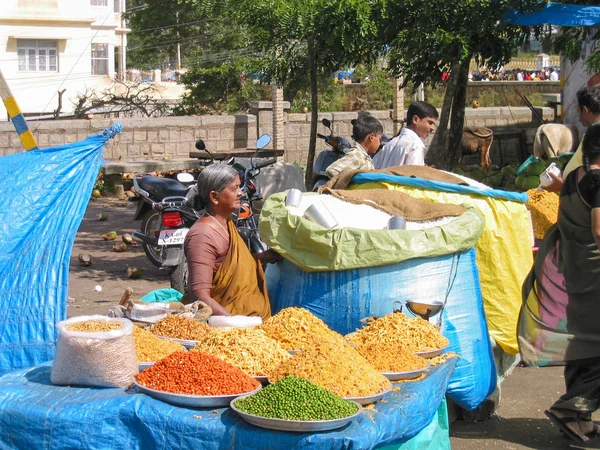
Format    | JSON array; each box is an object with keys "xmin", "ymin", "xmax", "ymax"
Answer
[
  {"xmin": 91, "ymin": 0, "xmax": 108, "ymax": 6},
  {"xmin": 91, "ymin": 43, "xmax": 109, "ymax": 75},
  {"xmin": 17, "ymin": 40, "xmax": 58, "ymax": 72}
]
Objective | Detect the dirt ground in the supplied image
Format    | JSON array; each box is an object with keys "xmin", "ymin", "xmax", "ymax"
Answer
[{"xmin": 68, "ymin": 197, "xmax": 600, "ymax": 450}]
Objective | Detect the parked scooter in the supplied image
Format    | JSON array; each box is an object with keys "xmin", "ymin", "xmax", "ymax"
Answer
[
  {"xmin": 312, "ymin": 118, "xmax": 352, "ymax": 191},
  {"xmin": 131, "ymin": 135, "xmax": 275, "ymax": 294}
]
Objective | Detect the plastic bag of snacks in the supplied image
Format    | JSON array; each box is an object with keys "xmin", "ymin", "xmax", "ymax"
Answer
[{"xmin": 51, "ymin": 315, "xmax": 138, "ymax": 388}]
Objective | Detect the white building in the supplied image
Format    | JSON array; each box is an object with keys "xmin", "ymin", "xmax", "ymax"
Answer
[{"xmin": 0, "ymin": 0, "xmax": 129, "ymax": 121}]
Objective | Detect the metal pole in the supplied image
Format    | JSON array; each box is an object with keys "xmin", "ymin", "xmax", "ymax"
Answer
[{"xmin": 0, "ymin": 68, "xmax": 38, "ymax": 151}]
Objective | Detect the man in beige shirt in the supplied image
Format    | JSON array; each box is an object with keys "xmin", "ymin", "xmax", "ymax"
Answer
[{"xmin": 326, "ymin": 114, "xmax": 383, "ymax": 179}]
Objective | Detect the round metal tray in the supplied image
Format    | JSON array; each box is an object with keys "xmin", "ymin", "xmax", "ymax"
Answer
[
  {"xmin": 155, "ymin": 335, "xmax": 200, "ymax": 349},
  {"xmin": 287, "ymin": 350, "xmax": 301, "ymax": 355},
  {"xmin": 344, "ymin": 386, "xmax": 392, "ymax": 405},
  {"xmin": 252, "ymin": 375, "xmax": 269, "ymax": 385},
  {"xmin": 415, "ymin": 345, "xmax": 448, "ymax": 359},
  {"xmin": 231, "ymin": 397, "xmax": 362, "ymax": 432},
  {"xmin": 381, "ymin": 364, "xmax": 430, "ymax": 381},
  {"xmin": 132, "ymin": 382, "xmax": 261, "ymax": 408},
  {"xmin": 138, "ymin": 362, "xmax": 155, "ymax": 371}
]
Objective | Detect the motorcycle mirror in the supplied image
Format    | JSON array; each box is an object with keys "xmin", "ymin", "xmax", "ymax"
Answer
[
  {"xmin": 321, "ymin": 118, "xmax": 332, "ymax": 129},
  {"xmin": 177, "ymin": 172, "xmax": 195, "ymax": 183},
  {"xmin": 256, "ymin": 134, "xmax": 271, "ymax": 150},
  {"xmin": 195, "ymin": 139, "xmax": 206, "ymax": 150}
]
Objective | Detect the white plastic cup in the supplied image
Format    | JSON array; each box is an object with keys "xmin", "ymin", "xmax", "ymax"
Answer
[
  {"xmin": 286, "ymin": 188, "xmax": 302, "ymax": 207},
  {"xmin": 388, "ymin": 216, "xmax": 406, "ymax": 230},
  {"xmin": 304, "ymin": 201, "xmax": 338, "ymax": 229}
]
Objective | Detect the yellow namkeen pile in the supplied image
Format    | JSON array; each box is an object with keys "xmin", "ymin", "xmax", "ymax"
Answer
[
  {"xmin": 267, "ymin": 339, "xmax": 392, "ymax": 398},
  {"xmin": 259, "ymin": 307, "xmax": 346, "ymax": 350},
  {"xmin": 525, "ymin": 188, "xmax": 559, "ymax": 240},
  {"xmin": 354, "ymin": 341, "xmax": 428, "ymax": 373},
  {"xmin": 347, "ymin": 312, "xmax": 449, "ymax": 352},
  {"xmin": 133, "ymin": 326, "xmax": 185, "ymax": 363},
  {"xmin": 192, "ymin": 328, "xmax": 290, "ymax": 376}
]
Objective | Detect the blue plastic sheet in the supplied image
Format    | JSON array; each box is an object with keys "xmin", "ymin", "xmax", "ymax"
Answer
[
  {"xmin": 0, "ymin": 359, "xmax": 456, "ymax": 450},
  {"xmin": 0, "ymin": 126, "xmax": 119, "ymax": 375},
  {"xmin": 266, "ymin": 248, "xmax": 496, "ymax": 411},
  {"xmin": 505, "ymin": 3, "xmax": 600, "ymax": 27},
  {"xmin": 351, "ymin": 173, "xmax": 529, "ymax": 203}
]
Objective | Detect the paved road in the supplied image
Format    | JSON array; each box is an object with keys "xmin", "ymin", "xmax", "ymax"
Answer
[{"xmin": 68, "ymin": 197, "xmax": 600, "ymax": 449}]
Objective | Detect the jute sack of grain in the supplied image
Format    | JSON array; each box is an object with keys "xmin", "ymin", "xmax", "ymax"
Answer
[{"xmin": 50, "ymin": 315, "xmax": 138, "ymax": 388}]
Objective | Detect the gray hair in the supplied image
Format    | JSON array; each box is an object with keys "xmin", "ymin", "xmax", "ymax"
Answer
[{"xmin": 195, "ymin": 164, "xmax": 239, "ymax": 210}]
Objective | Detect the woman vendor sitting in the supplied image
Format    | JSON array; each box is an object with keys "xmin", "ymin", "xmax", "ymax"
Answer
[{"xmin": 183, "ymin": 164, "xmax": 273, "ymax": 319}]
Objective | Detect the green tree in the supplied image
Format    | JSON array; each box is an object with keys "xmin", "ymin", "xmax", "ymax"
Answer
[
  {"xmin": 230, "ymin": 0, "xmax": 383, "ymax": 187},
  {"xmin": 379, "ymin": 0, "xmax": 539, "ymax": 170}
]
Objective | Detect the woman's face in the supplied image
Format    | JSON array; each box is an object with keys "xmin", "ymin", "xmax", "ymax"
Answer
[{"xmin": 214, "ymin": 175, "xmax": 242, "ymax": 212}]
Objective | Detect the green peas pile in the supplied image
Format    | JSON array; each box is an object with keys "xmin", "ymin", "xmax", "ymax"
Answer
[{"xmin": 235, "ymin": 376, "xmax": 359, "ymax": 421}]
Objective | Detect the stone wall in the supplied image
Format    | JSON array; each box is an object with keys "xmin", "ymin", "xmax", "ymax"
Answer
[{"xmin": 0, "ymin": 106, "xmax": 553, "ymax": 168}]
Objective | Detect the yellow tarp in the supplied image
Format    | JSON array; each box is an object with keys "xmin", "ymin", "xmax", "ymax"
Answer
[{"xmin": 353, "ymin": 181, "xmax": 534, "ymax": 354}]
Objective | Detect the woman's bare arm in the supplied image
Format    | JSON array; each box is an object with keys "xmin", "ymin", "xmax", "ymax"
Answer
[{"xmin": 193, "ymin": 287, "xmax": 231, "ymax": 316}]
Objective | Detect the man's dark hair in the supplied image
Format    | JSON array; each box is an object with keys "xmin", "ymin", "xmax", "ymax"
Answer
[
  {"xmin": 582, "ymin": 123, "xmax": 600, "ymax": 191},
  {"xmin": 576, "ymin": 86, "xmax": 600, "ymax": 115},
  {"xmin": 352, "ymin": 114, "xmax": 383, "ymax": 142},
  {"xmin": 406, "ymin": 101, "xmax": 439, "ymax": 125}
]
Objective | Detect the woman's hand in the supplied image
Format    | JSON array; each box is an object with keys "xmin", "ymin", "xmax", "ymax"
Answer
[
  {"xmin": 253, "ymin": 249, "xmax": 283, "ymax": 264},
  {"xmin": 543, "ymin": 172, "xmax": 564, "ymax": 192}
]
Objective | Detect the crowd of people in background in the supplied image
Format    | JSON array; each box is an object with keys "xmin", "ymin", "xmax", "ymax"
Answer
[{"xmin": 468, "ymin": 67, "xmax": 560, "ymax": 82}]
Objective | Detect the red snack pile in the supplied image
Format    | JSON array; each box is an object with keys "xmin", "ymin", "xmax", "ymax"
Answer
[{"xmin": 135, "ymin": 351, "xmax": 260, "ymax": 395}]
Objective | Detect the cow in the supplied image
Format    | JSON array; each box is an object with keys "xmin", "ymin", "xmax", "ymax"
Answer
[
  {"xmin": 461, "ymin": 127, "xmax": 494, "ymax": 170},
  {"xmin": 532, "ymin": 124, "xmax": 579, "ymax": 159},
  {"xmin": 253, "ymin": 161, "xmax": 306, "ymax": 215}
]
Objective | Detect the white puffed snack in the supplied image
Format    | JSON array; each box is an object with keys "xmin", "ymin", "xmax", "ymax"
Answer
[{"xmin": 51, "ymin": 315, "xmax": 138, "ymax": 388}]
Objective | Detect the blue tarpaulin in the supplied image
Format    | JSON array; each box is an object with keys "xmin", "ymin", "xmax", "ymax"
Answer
[
  {"xmin": 0, "ymin": 125, "xmax": 120, "ymax": 375},
  {"xmin": 505, "ymin": 3, "xmax": 600, "ymax": 27},
  {"xmin": 0, "ymin": 359, "xmax": 456, "ymax": 449}
]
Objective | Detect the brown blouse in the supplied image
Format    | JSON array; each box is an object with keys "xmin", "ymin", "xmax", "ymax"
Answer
[{"xmin": 184, "ymin": 220, "xmax": 229, "ymax": 294}]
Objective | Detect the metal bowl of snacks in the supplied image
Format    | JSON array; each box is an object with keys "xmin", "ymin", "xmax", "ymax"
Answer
[
  {"xmin": 287, "ymin": 350, "xmax": 301, "ymax": 356},
  {"xmin": 415, "ymin": 344, "xmax": 448, "ymax": 359},
  {"xmin": 138, "ymin": 362, "xmax": 155, "ymax": 371},
  {"xmin": 252, "ymin": 375, "xmax": 270, "ymax": 385},
  {"xmin": 344, "ymin": 386, "xmax": 391, "ymax": 406},
  {"xmin": 231, "ymin": 396, "xmax": 362, "ymax": 432},
  {"xmin": 381, "ymin": 364, "xmax": 430, "ymax": 381},
  {"xmin": 132, "ymin": 382, "xmax": 261, "ymax": 408},
  {"xmin": 155, "ymin": 336, "xmax": 200, "ymax": 349}
]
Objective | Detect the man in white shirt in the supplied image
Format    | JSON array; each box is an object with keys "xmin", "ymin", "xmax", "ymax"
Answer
[
  {"xmin": 373, "ymin": 101, "xmax": 438, "ymax": 168},
  {"xmin": 550, "ymin": 69, "xmax": 559, "ymax": 81}
]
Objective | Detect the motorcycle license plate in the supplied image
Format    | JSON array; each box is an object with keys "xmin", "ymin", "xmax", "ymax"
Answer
[{"xmin": 158, "ymin": 228, "xmax": 189, "ymax": 246}]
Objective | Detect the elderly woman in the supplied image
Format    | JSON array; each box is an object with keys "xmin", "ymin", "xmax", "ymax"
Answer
[
  {"xmin": 545, "ymin": 123, "xmax": 600, "ymax": 443},
  {"xmin": 183, "ymin": 164, "xmax": 271, "ymax": 319}
]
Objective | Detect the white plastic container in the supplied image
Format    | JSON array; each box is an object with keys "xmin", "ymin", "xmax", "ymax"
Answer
[{"xmin": 538, "ymin": 163, "xmax": 562, "ymax": 189}]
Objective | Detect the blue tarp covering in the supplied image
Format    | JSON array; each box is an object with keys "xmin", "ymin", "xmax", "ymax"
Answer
[
  {"xmin": 0, "ymin": 126, "xmax": 119, "ymax": 376},
  {"xmin": 351, "ymin": 173, "xmax": 529, "ymax": 203},
  {"xmin": 0, "ymin": 359, "xmax": 455, "ymax": 449},
  {"xmin": 505, "ymin": 3, "xmax": 600, "ymax": 27}
]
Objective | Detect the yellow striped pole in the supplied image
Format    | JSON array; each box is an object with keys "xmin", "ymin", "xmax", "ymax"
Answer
[{"xmin": 0, "ymin": 68, "xmax": 38, "ymax": 151}]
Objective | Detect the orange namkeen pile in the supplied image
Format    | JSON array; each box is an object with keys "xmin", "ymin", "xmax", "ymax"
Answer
[
  {"xmin": 260, "ymin": 307, "xmax": 346, "ymax": 350},
  {"xmin": 267, "ymin": 339, "xmax": 391, "ymax": 398},
  {"xmin": 525, "ymin": 188, "xmax": 559, "ymax": 240},
  {"xmin": 135, "ymin": 351, "xmax": 260, "ymax": 395},
  {"xmin": 354, "ymin": 341, "xmax": 428, "ymax": 373},
  {"xmin": 347, "ymin": 312, "xmax": 449, "ymax": 352}
]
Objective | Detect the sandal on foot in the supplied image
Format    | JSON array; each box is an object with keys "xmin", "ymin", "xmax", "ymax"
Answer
[{"xmin": 545, "ymin": 410, "xmax": 590, "ymax": 444}]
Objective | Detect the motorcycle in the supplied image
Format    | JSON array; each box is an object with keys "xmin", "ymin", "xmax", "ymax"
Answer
[
  {"xmin": 312, "ymin": 118, "xmax": 352, "ymax": 191},
  {"xmin": 131, "ymin": 134, "xmax": 275, "ymax": 294}
]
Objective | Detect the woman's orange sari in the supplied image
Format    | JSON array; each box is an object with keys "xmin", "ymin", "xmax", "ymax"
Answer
[{"xmin": 210, "ymin": 221, "xmax": 271, "ymax": 320}]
